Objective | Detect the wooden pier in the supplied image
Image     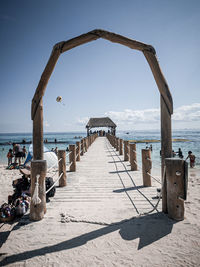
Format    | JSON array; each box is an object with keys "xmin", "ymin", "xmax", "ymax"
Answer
[{"xmin": 46, "ymin": 136, "xmax": 162, "ymax": 222}]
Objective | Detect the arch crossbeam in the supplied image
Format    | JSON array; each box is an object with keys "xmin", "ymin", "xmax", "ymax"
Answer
[{"xmin": 32, "ymin": 29, "xmax": 173, "ymax": 120}]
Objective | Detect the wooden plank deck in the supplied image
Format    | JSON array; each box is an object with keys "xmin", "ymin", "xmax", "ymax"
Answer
[{"xmin": 48, "ymin": 137, "xmax": 162, "ymax": 223}]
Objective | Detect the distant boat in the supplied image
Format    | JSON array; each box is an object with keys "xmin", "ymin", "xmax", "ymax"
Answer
[{"xmin": 126, "ymin": 132, "xmax": 129, "ymax": 134}]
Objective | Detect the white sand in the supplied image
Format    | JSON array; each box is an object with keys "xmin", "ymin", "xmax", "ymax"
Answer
[{"xmin": 0, "ymin": 138, "xmax": 200, "ymax": 266}]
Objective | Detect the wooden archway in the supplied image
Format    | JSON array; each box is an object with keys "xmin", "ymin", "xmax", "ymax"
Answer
[{"xmin": 31, "ymin": 29, "xmax": 173, "ymax": 178}]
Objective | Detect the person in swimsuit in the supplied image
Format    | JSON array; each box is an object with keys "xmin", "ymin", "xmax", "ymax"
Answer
[{"xmin": 186, "ymin": 151, "xmax": 196, "ymax": 168}]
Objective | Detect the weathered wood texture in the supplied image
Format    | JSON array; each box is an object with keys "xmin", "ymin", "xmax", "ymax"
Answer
[
  {"xmin": 30, "ymin": 160, "xmax": 47, "ymax": 221},
  {"xmin": 161, "ymin": 95, "xmax": 172, "ymax": 213},
  {"xmin": 165, "ymin": 158, "xmax": 187, "ymax": 221},
  {"xmin": 80, "ymin": 139, "xmax": 84, "ymax": 156},
  {"xmin": 33, "ymin": 99, "xmax": 43, "ymax": 160},
  {"xmin": 124, "ymin": 140, "xmax": 129, "ymax": 161},
  {"xmin": 58, "ymin": 150, "xmax": 67, "ymax": 187},
  {"xmin": 69, "ymin": 144, "xmax": 76, "ymax": 172},
  {"xmin": 142, "ymin": 149, "xmax": 152, "ymax": 187},
  {"xmin": 130, "ymin": 143, "xmax": 137, "ymax": 171},
  {"xmin": 119, "ymin": 139, "xmax": 123, "ymax": 155},
  {"xmin": 76, "ymin": 141, "xmax": 81, "ymax": 161}
]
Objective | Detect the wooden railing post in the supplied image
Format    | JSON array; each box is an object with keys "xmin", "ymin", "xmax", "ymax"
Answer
[
  {"xmin": 81, "ymin": 139, "xmax": 84, "ymax": 156},
  {"xmin": 58, "ymin": 150, "xmax": 67, "ymax": 187},
  {"xmin": 116, "ymin": 137, "xmax": 119, "ymax": 151},
  {"xmin": 30, "ymin": 160, "xmax": 47, "ymax": 221},
  {"xmin": 84, "ymin": 138, "xmax": 87, "ymax": 152},
  {"xmin": 165, "ymin": 158, "xmax": 188, "ymax": 220},
  {"xmin": 69, "ymin": 144, "xmax": 76, "ymax": 172},
  {"xmin": 142, "ymin": 149, "xmax": 152, "ymax": 187},
  {"xmin": 119, "ymin": 139, "xmax": 123, "ymax": 155},
  {"xmin": 76, "ymin": 141, "xmax": 80, "ymax": 161},
  {"xmin": 124, "ymin": 140, "xmax": 129, "ymax": 161},
  {"xmin": 129, "ymin": 143, "xmax": 138, "ymax": 171}
]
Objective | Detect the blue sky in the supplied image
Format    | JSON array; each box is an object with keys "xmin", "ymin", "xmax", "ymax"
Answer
[{"xmin": 0, "ymin": 0, "xmax": 200, "ymax": 133}]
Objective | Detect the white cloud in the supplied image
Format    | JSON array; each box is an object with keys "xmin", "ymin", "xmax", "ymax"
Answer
[
  {"xmin": 173, "ymin": 103, "xmax": 200, "ymax": 121},
  {"xmin": 76, "ymin": 103, "xmax": 200, "ymax": 130},
  {"xmin": 105, "ymin": 108, "xmax": 160, "ymax": 125}
]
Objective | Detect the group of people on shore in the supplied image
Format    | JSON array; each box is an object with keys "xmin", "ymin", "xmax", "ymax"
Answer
[
  {"xmin": 171, "ymin": 148, "xmax": 196, "ymax": 168},
  {"xmin": 7, "ymin": 144, "xmax": 27, "ymax": 166}
]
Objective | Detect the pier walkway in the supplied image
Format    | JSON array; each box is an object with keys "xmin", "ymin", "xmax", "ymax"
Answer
[{"xmin": 48, "ymin": 136, "xmax": 161, "ymax": 223}]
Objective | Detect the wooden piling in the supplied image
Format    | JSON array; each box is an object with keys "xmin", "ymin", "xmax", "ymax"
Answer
[
  {"xmin": 76, "ymin": 141, "xmax": 81, "ymax": 161},
  {"xmin": 69, "ymin": 144, "xmax": 76, "ymax": 172},
  {"xmin": 130, "ymin": 143, "xmax": 137, "ymax": 171},
  {"xmin": 84, "ymin": 138, "xmax": 87, "ymax": 152},
  {"xmin": 30, "ymin": 160, "xmax": 47, "ymax": 221},
  {"xmin": 116, "ymin": 138, "xmax": 119, "ymax": 151},
  {"xmin": 142, "ymin": 149, "xmax": 152, "ymax": 187},
  {"xmin": 58, "ymin": 150, "xmax": 67, "ymax": 187},
  {"xmin": 81, "ymin": 139, "xmax": 84, "ymax": 156},
  {"xmin": 165, "ymin": 158, "xmax": 187, "ymax": 221},
  {"xmin": 119, "ymin": 139, "xmax": 123, "ymax": 155},
  {"xmin": 124, "ymin": 140, "xmax": 129, "ymax": 161}
]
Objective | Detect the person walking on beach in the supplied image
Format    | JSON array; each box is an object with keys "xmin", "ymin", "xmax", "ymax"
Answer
[
  {"xmin": 22, "ymin": 146, "xmax": 27, "ymax": 163},
  {"xmin": 186, "ymin": 151, "xmax": 196, "ymax": 168},
  {"xmin": 13, "ymin": 143, "xmax": 23, "ymax": 165},
  {"xmin": 7, "ymin": 149, "xmax": 13, "ymax": 166}
]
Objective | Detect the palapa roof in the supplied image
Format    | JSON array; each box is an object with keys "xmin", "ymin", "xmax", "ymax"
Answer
[{"xmin": 86, "ymin": 117, "xmax": 116, "ymax": 128}]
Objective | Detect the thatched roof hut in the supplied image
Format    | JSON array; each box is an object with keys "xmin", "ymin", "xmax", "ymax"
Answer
[{"xmin": 86, "ymin": 117, "xmax": 116, "ymax": 136}]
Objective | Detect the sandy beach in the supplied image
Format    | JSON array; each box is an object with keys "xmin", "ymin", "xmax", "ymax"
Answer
[{"xmin": 0, "ymin": 138, "xmax": 200, "ymax": 267}]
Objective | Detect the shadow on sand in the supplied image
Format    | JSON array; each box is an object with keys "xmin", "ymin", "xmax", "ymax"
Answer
[{"xmin": 0, "ymin": 212, "xmax": 177, "ymax": 266}]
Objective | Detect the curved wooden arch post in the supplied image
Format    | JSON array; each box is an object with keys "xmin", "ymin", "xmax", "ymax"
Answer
[{"xmin": 31, "ymin": 29, "xmax": 173, "ymax": 213}]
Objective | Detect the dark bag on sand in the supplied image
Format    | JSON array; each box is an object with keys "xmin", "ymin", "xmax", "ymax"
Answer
[{"xmin": 45, "ymin": 177, "xmax": 56, "ymax": 200}]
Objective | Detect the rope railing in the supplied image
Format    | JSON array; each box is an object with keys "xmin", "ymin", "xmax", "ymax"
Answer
[
  {"xmin": 46, "ymin": 172, "xmax": 64, "ymax": 194},
  {"xmin": 105, "ymin": 138, "xmax": 162, "ymax": 216},
  {"xmin": 66, "ymin": 151, "xmax": 72, "ymax": 157},
  {"xmin": 106, "ymin": 133, "xmax": 162, "ymax": 188}
]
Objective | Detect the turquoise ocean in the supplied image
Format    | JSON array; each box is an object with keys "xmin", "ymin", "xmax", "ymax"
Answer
[{"xmin": 0, "ymin": 130, "xmax": 199, "ymax": 168}]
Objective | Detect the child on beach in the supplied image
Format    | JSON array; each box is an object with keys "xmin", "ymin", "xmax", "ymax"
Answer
[
  {"xmin": 186, "ymin": 151, "xmax": 196, "ymax": 168},
  {"xmin": 7, "ymin": 149, "xmax": 13, "ymax": 166}
]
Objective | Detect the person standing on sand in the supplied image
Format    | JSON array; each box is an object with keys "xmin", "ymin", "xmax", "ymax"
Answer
[
  {"xmin": 7, "ymin": 149, "xmax": 13, "ymax": 166},
  {"xmin": 176, "ymin": 148, "xmax": 183, "ymax": 158},
  {"xmin": 186, "ymin": 151, "xmax": 196, "ymax": 168}
]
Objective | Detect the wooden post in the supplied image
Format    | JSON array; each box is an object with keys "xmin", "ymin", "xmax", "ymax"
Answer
[
  {"xmin": 80, "ymin": 139, "xmax": 84, "ymax": 156},
  {"xmin": 30, "ymin": 160, "xmax": 47, "ymax": 221},
  {"xmin": 142, "ymin": 149, "xmax": 152, "ymax": 187},
  {"xmin": 76, "ymin": 141, "xmax": 80, "ymax": 161},
  {"xmin": 130, "ymin": 143, "xmax": 137, "ymax": 171},
  {"xmin": 119, "ymin": 139, "xmax": 123, "ymax": 155},
  {"xmin": 58, "ymin": 150, "xmax": 67, "ymax": 187},
  {"xmin": 165, "ymin": 158, "xmax": 187, "ymax": 221},
  {"xmin": 33, "ymin": 100, "xmax": 44, "ymax": 160},
  {"xmin": 124, "ymin": 140, "xmax": 129, "ymax": 161},
  {"xmin": 161, "ymin": 96, "xmax": 172, "ymax": 213},
  {"xmin": 69, "ymin": 144, "xmax": 76, "ymax": 172},
  {"xmin": 116, "ymin": 138, "xmax": 119, "ymax": 151},
  {"xmin": 84, "ymin": 138, "xmax": 87, "ymax": 152}
]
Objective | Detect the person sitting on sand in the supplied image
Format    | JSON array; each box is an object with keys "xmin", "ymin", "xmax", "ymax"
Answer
[
  {"xmin": 186, "ymin": 151, "xmax": 196, "ymax": 168},
  {"xmin": 7, "ymin": 149, "xmax": 13, "ymax": 166}
]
